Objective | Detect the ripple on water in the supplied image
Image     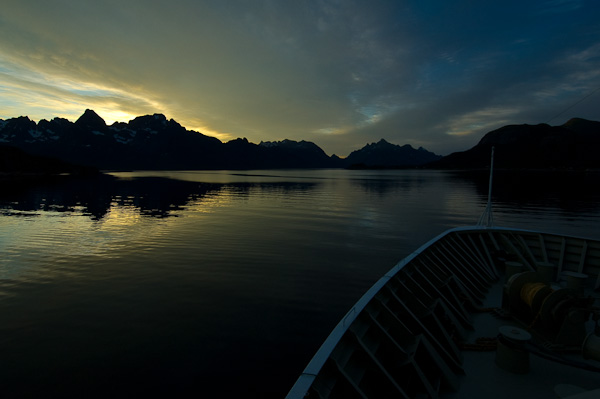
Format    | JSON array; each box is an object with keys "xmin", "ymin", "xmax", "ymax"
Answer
[{"xmin": 0, "ymin": 170, "xmax": 599, "ymax": 397}]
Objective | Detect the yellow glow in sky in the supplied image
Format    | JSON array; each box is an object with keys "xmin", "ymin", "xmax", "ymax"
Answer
[{"xmin": 1, "ymin": 1, "xmax": 599, "ymax": 157}]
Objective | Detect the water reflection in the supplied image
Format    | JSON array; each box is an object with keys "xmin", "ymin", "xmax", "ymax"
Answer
[
  {"xmin": 1, "ymin": 176, "xmax": 213, "ymax": 219},
  {"xmin": 447, "ymin": 170, "xmax": 600, "ymax": 213},
  {"xmin": 1, "ymin": 169, "xmax": 599, "ymax": 398},
  {"xmin": 349, "ymin": 173, "xmax": 429, "ymax": 195},
  {"xmin": 4, "ymin": 170, "xmax": 599, "ymax": 222},
  {"xmin": 0, "ymin": 175, "xmax": 318, "ymax": 220}
]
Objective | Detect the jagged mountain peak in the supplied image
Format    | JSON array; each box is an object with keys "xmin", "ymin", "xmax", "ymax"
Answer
[
  {"xmin": 126, "ymin": 113, "xmax": 184, "ymax": 134},
  {"xmin": 2, "ymin": 116, "xmax": 36, "ymax": 133},
  {"xmin": 75, "ymin": 109, "xmax": 106, "ymax": 129},
  {"xmin": 10, "ymin": 116, "xmax": 33, "ymax": 125},
  {"xmin": 0, "ymin": 110, "xmax": 444, "ymax": 170},
  {"xmin": 260, "ymin": 138, "xmax": 319, "ymax": 149},
  {"xmin": 131, "ymin": 113, "xmax": 168, "ymax": 123},
  {"xmin": 345, "ymin": 139, "xmax": 441, "ymax": 167},
  {"xmin": 365, "ymin": 139, "xmax": 415, "ymax": 151}
]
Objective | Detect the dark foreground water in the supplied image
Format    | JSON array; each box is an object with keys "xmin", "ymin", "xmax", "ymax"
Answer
[{"xmin": 1, "ymin": 169, "xmax": 599, "ymax": 398}]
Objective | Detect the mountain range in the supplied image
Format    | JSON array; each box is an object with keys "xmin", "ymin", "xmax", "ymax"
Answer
[
  {"xmin": 0, "ymin": 109, "xmax": 440, "ymax": 171},
  {"xmin": 1, "ymin": 110, "xmax": 599, "ymax": 175}
]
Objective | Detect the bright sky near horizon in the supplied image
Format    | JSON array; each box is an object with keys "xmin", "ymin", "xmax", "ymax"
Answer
[{"xmin": 1, "ymin": 0, "xmax": 599, "ymax": 156}]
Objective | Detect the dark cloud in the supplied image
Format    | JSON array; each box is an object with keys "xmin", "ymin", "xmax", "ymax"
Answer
[{"xmin": 1, "ymin": 0, "xmax": 599, "ymax": 156}]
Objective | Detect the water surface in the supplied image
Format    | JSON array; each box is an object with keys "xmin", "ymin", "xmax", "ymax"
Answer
[{"xmin": 1, "ymin": 169, "xmax": 599, "ymax": 397}]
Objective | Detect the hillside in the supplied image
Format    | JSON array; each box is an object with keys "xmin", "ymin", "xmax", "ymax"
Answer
[
  {"xmin": 0, "ymin": 144, "xmax": 97, "ymax": 179},
  {"xmin": 428, "ymin": 118, "xmax": 600, "ymax": 169}
]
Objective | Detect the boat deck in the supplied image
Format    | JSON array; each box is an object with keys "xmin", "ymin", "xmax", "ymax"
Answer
[
  {"xmin": 287, "ymin": 227, "xmax": 600, "ymax": 399},
  {"xmin": 447, "ymin": 279, "xmax": 600, "ymax": 399}
]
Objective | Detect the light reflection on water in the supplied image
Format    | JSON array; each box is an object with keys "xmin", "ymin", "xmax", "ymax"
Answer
[{"xmin": 0, "ymin": 169, "xmax": 599, "ymax": 397}]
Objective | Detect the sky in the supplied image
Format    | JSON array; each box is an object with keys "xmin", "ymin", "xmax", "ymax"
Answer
[{"xmin": 1, "ymin": 0, "xmax": 599, "ymax": 156}]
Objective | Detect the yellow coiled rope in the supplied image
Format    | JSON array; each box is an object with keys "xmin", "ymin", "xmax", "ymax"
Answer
[{"xmin": 520, "ymin": 282, "xmax": 550, "ymax": 308}]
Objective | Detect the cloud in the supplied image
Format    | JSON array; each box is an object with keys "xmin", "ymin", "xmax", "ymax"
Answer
[
  {"xmin": 538, "ymin": 0, "xmax": 584, "ymax": 14},
  {"xmin": 0, "ymin": 0, "xmax": 599, "ymax": 156},
  {"xmin": 0, "ymin": 54, "xmax": 163, "ymax": 125}
]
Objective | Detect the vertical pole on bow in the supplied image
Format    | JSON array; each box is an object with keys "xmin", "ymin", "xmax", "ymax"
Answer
[{"xmin": 478, "ymin": 146, "xmax": 494, "ymax": 227}]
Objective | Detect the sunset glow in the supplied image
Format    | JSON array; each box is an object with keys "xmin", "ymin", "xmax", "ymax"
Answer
[{"xmin": 1, "ymin": 1, "xmax": 599, "ymax": 156}]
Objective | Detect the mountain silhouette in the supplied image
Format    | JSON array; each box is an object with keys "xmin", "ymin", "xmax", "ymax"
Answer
[
  {"xmin": 344, "ymin": 139, "xmax": 442, "ymax": 168},
  {"xmin": 75, "ymin": 109, "xmax": 107, "ymax": 129},
  {"xmin": 2, "ymin": 110, "xmax": 597, "ymax": 172},
  {"xmin": 0, "ymin": 144, "xmax": 97, "ymax": 179},
  {"xmin": 428, "ymin": 118, "xmax": 600, "ymax": 169},
  {"xmin": 0, "ymin": 110, "xmax": 441, "ymax": 170}
]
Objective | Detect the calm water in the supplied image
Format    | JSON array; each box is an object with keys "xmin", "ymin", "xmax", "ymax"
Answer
[{"xmin": 1, "ymin": 169, "xmax": 599, "ymax": 398}]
